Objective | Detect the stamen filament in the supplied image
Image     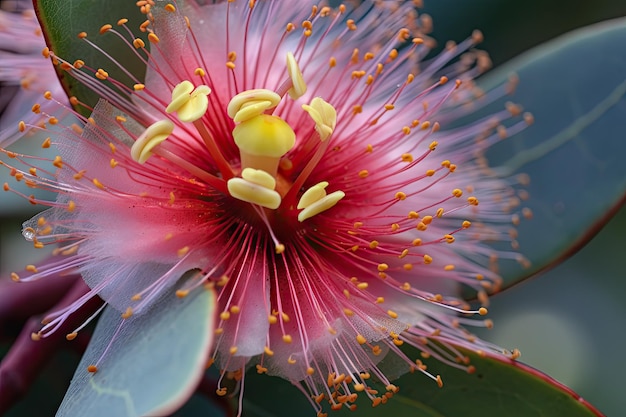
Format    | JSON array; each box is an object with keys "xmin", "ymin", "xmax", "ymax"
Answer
[
  {"xmin": 154, "ymin": 147, "xmax": 228, "ymax": 194},
  {"xmin": 192, "ymin": 120, "xmax": 234, "ymax": 180},
  {"xmin": 283, "ymin": 138, "xmax": 331, "ymax": 209}
]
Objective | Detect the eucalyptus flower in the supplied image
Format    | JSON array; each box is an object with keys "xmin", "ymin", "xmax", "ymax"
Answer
[{"xmin": 2, "ymin": 1, "xmax": 539, "ymax": 415}]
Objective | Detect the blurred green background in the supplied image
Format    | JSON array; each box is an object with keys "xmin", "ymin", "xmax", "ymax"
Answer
[{"xmin": 1, "ymin": 0, "xmax": 625, "ymax": 415}]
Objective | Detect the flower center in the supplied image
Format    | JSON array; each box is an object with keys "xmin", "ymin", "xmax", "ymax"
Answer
[{"xmin": 129, "ymin": 52, "xmax": 345, "ymax": 250}]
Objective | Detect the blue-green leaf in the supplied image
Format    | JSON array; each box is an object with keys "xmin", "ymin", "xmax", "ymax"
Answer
[
  {"xmin": 423, "ymin": 0, "xmax": 626, "ymax": 68},
  {"xmin": 56, "ymin": 286, "xmax": 216, "ymax": 417},
  {"xmin": 240, "ymin": 347, "xmax": 602, "ymax": 417},
  {"xmin": 471, "ymin": 18, "xmax": 626, "ymax": 293},
  {"xmin": 34, "ymin": 0, "xmax": 147, "ymax": 116}
]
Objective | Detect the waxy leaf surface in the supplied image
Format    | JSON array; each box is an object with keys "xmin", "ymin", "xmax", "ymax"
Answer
[
  {"xmin": 241, "ymin": 347, "xmax": 602, "ymax": 417},
  {"xmin": 56, "ymin": 286, "xmax": 216, "ymax": 417},
  {"xmin": 465, "ymin": 18, "xmax": 626, "ymax": 295},
  {"xmin": 33, "ymin": 0, "xmax": 147, "ymax": 116}
]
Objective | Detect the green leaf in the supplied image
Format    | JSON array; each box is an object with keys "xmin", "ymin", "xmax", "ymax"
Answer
[
  {"xmin": 240, "ymin": 348, "xmax": 602, "ymax": 417},
  {"xmin": 56, "ymin": 285, "xmax": 216, "ymax": 417},
  {"xmin": 33, "ymin": 0, "xmax": 147, "ymax": 116},
  {"xmin": 422, "ymin": 0, "xmax": 626, "ymax": 68},
  {"xmin": 474, "ymin": 207, "xmax": 626, "ymax": 416},
  {"xmin": 468, "ymin": 18, "xmax": 626, "ymax": 293}
]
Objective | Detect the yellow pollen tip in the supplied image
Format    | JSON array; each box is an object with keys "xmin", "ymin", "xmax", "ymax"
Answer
[
  {"xmin": 227, "ymin": 89, "xmax": 281, "ymax": 123},
  {"xmin": 286, "ymin": 52, "xmax": 307, "ymax": 99},
  {"xmin": 297, "ymin": 181, "xmax": 329, "ymax": 209},
  {"xmin": 478, "ymin": 307, "xmax": 488, "ymax": 316},
  {"xmin": 298, "ymin": 190, "xmax": 345, "ymax": 222},
  {"xmin": 130, "ymin": 119, "xmax": 174, "ymax": 163},
  {"xmin": 99, "ymin": 24, "xmax": 112, "ymax": 34},
  {"xmin": 166, "ymin": 80, "xmax": 211, "ymax": 122},
  {"xmin": 121, "ymin": 307, "xmax": 133, "ymax": 319},
  {"xmin": 241, "ymin": 168, "xmax": 277, "ymax": 189},
  {"xmin": 227, "ymin": 177, "xmax": 282, "ymax": 209},
  {"xmin": 302, "ymin": 97, "xmax": 337, "ymax": 141}
]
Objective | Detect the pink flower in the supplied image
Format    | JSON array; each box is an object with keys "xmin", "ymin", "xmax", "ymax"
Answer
[
  {"xmin": 3, "ymin": 0, "xmax": 532, "ymax": 413},
  {"xmin": 0, "ymin": 1, "xmax": 67, "ymax": 146}
]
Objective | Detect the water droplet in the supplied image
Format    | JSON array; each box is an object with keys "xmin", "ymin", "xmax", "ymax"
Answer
[{"xmin": 22, "ymin": 227, "xmax": 36, "ymax": 241}]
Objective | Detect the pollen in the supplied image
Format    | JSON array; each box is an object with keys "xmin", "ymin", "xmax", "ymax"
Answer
[
  {"xmin": 130, "ymin": 119, "xmax": 174, "ymax": 163},
  {"xmin": 177, "ymin": 246, "xmax": 190, "ymax": 257},
  {"xmin": 286, "ymin": 52, "xmax": 307, "ymax": 99},
  {"xmin": 95, "ymin": 69, "xmax": 109, "ymax": 80},
  {"xmin": 133, "ymin": 38, "xmax": 146, "ymax": 48},
  {"xmin": 99, "ymin": 24, "xmax": 112, "ymax": 34},
  {"xmin": 228, "ymin": 89, "xmax": 281, "ymax": 123},
  {"xmin": 302, "ymin": 97, "xmax": 337, "ymax": 141},
  {"xmin": 121, "ymin": 307, "xmax": 133, "ymax": 319},
  {"xmin": 166, "ymin": 80, "xmax": 211, "ymax": 123},
  {"xmin": 298, "ymin": 190, "xmax": 345, "ymax": 222},
  {"xmin": 227, "ymin": 176, "xmax": 282, "ymax": 209}
]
